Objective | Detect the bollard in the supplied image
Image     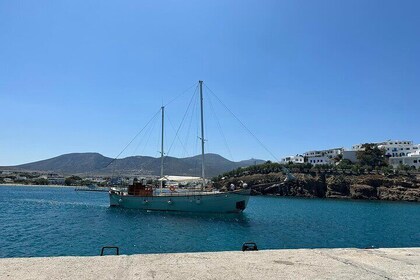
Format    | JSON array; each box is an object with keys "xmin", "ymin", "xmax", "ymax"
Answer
[
  {"xmin": 100, "ymin": 246, "xmax": 120, "ymax": 256},
  {"xmin": 242, "ymin": 242, "xmax": 258, "ymax": 251}
]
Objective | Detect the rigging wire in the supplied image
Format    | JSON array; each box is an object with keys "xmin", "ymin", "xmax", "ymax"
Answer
[
  {"xmin": 105, "ymin": 108, "xmax": 162, "ymax": 168},
  {"xmin": 132, "ymin": 109, "xmax": 158, "ymax": 155},
  {"xmin": 127, "ymin": 110, "xmax": 163, "ymax": 177},
  {"xmin": 183, "ymin": 89, "xmax": 198, "ymax": 156},
  {"xmin": 207, "ymin": 92, "xmax": 234, "ymax": 161},
  {"xmin": 166, "ymin": 84, "xmax": 199, "ymax": 157},
  {"xmin": 136, "ymin": 111, "xmax": 159, "ymax": 156},
  {"xmin": 164, "ymin": 82, "xmax": 198, "ymax": 107},
  {"xmin": 204, "ymin": 83, "xmax": 280, "ymax": 162},
  {"xmin": 166, "ymin": 114, "xmax": 189, "ymax": 157}
]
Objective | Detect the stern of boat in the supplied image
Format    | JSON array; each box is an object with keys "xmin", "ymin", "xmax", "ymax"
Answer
[{"xmin": 233, "ymin": 188, "xmax": 251, "ymax": 212}]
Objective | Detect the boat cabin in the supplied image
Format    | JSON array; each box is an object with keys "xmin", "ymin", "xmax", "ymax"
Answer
[{"xmin": 127, "ymin": 181, "xmax": 153, "ymax": 196}]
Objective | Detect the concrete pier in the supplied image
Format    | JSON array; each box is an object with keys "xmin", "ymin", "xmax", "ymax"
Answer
[{"xmin": 1, "ymin": 248, "xmax": 419, "ymax": 279}]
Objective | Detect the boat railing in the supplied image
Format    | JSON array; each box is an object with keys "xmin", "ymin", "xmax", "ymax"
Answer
[
  {"xmin": 111, "ymin": 185, "xmax": 246, "ymax": 197},
  {"xmin": 155, "ymin": 188, "xmax": 222, "ymax": 197}
]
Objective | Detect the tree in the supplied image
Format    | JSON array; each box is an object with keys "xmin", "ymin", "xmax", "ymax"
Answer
[
  {"xmin": 33, "ymin": 178, "xmax": 49, "ymax": 185},
  {"xmin": 356, "ymin": 143, "xmax": 388, "ymax": 168},
  {"xmin": 337, "ymin": 159, "xmax": 353, "ymax": 170},
  {"xmin": 65, "ymin": 175, "xmax": 82, "ymax": 186},
  {"xmin": 333, "ymin": 154, "xmax": 343, "ymax": 162}
]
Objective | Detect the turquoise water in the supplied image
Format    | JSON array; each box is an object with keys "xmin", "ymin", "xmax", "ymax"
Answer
[{"xmin": 0, "ymin": 185, "xmax": 419, "ymax": 258}]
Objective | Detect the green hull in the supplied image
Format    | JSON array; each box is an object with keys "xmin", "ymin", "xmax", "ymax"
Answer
[{"xmin": 109, "ymin": 189, "xmax": 251, "ymax": 213}]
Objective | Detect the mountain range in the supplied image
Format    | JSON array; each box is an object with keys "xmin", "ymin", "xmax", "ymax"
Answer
[{"xmin": 2, "ymin": 153, "xmax": 265, "ymax": 178}]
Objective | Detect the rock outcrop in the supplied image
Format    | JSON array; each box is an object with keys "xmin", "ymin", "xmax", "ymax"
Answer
[
  {"xmin": 350, "ymin": 184, "xmax": 377, "ymax": 200},
  {"xmin": 219, "ymin": 172, "xmax": 420, "ymax": 202}
]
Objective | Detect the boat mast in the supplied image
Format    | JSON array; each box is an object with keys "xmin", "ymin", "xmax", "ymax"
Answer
[
  {"xmin": 160, "ymin": 106, "xmax": 164, "ymax": 192},
  {"xmin": 199, "ymin": 81, "xmax": 205, "ymax": 188}
]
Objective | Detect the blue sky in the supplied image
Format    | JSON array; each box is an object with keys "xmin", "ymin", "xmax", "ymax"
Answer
[{"xmin": 1, "ymin": 0, "xmax": 419, "ymax": 165}]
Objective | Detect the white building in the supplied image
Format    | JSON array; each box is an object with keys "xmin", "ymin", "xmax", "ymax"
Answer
[
  {"xmin": 307, "ymin": 156, "xmax": 331, "ymax": 165},
  {"xmin": 377, "ymin": 140, "xmax": 417, "ymax": 157},
  {"xmin": 281, "ymin": 155, "xmax": 305, "ymax": 164},
  {"xmin": 352, "ymin": 140, "xmax": 420, "ymax": 169},
  {"xmin": 304, "ymin": 148, "xmax": 343, "ymax": 165},
  {"xmin": 304, "ymin": 148, "xmax": 343, "ymax": 158},
  {"xmin": 408, "ymin": 149, "xmax": 420, "ymax": 157},
  {"xmin": 389, "ymin": 150, "xmax": 420, "ymax": 169},
  {"xmin": 352, "ymin": 140, "xmax": 418, "ymax": 158}
]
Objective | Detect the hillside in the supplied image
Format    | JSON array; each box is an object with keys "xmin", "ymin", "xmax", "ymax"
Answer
[
  {"xmin": 15, "ymin": 153, "xmax": 112, "ymax": 174},
  {"xmin": 4, "ymin": 153, "xmax": 265, "ymax": 178}
]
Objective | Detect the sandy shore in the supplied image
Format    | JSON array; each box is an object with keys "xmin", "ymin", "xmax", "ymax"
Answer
[{"xmin": 1, "ymin": 247, "xmax": 419, "ymax": 280}]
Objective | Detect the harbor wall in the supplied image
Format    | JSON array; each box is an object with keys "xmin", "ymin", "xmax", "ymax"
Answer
[{"xmin": 1, "ymin": 247, "xmax": 419, "ymax": 280}]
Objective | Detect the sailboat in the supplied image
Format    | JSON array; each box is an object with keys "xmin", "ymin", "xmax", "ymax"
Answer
[{"xmin": 109, "ymin": 81, "xmax": 251, "ymax": 213}]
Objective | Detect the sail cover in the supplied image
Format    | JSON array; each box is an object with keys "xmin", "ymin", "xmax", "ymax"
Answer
[{"xmin": 158, "ymin": 175, "xmax": 202, "ymax": 182}]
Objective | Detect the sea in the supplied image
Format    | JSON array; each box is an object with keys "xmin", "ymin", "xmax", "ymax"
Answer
[{"xmin": 0, "ymin": 185, "xmax": 419, "ymax": 258}]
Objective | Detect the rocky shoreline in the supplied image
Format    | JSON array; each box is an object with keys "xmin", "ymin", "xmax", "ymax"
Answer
[{"xmin": 218, "ymin": 172, "xmax": 420, "ymax": 202}]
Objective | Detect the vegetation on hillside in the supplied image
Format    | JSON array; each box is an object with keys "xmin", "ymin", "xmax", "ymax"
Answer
[
  {"xmin": 213, "ymin": 146, "xmax": 417, "ymax": 182},
  {"xmin": 356, "ymin": 143, "xmax": 388, "ymax": 167},
  {"xmin": 64, "ymin": 175, "xmax": 95, "ymax": 186}
]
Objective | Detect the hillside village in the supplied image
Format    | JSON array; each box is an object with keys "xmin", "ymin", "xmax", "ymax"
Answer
[
  {"xmin": 213, "ymin": 140, "xmax": 420, "ymax": 202},
  {"xmin": 281, "ymin": 139, "xmax": 420, "ymax": 169}
]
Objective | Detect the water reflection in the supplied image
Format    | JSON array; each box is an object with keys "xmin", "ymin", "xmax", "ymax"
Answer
[{"xmin": 106, "ymin": 207, "xmax": 251, "ymax": 227}]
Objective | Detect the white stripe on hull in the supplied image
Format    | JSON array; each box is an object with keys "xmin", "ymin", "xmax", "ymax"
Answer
[{"xmin": 109, "ymin": 189, "xmax": 251, "ymax": 213}]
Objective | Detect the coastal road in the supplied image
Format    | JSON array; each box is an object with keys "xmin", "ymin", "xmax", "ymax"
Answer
[{"xmin": 0, "ymin": 247, "xmax": 419, "ymax": 279}]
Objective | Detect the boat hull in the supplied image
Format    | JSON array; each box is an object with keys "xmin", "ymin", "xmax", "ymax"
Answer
[{"xmin": 109, "ymin": 189, "xmax": 251, "ymax": 213}]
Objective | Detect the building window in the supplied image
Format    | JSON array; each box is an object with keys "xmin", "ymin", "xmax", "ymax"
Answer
[{"xmin": 414, "ymin": 160, "xmax": 418, "ymax": 163}]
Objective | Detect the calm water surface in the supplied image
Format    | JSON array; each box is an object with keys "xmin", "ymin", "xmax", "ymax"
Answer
[{"xmin": 0, "ymin": 185, "xmax": 419, "ymax": 258}]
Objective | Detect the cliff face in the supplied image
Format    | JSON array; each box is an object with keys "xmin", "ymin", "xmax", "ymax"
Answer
[{"xmin": 218, "ymin": 172, "xmax": 420, "ymax": 202}]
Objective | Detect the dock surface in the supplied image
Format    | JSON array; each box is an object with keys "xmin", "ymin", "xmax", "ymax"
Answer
[{"xmin": 1, "ymin": 248, "xmax": 419, "ymax": 279}]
